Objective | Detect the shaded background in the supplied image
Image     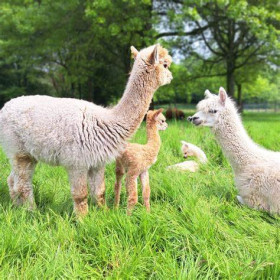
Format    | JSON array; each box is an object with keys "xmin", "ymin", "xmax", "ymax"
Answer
[{"xmin": 0, "ymin": 0, "xmax": 279, "ymax": 111}]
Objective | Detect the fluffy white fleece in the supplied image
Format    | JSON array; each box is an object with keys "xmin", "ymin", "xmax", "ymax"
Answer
[
  {"xmin": 190, "ymin": 88, "xmax": 280, "ymax": 213},
  {"xmin": 0, "ymin": 95, "xmax": 126, "ymax": 168}
]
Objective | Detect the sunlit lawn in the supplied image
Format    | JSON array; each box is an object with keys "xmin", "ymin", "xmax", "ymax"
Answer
[{"xmin": 0, "ymin": 113, "xmax": 279, "ymax": 279}]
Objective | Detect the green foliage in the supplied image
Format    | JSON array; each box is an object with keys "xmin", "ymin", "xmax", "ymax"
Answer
[
  {"xmin": 0, "ymin": 113, "xmax": 280, "ymax": 278},
  {"xmin": 0, "ymin": 0, "xmax": 154, "ymax": 106},
  {"xmin": 0, "ymin": 0, "xmax": 279, "ymax": 107},
  {"xmin": 157, "ymin": 0, "xmax": 280, "ymax": 99},
  {"xmin": 244, "ymin": 74, "xmax": 280, "ymax": 103}
]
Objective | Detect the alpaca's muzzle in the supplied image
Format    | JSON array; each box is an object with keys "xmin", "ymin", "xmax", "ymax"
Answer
[{"xmin": 188, "ymin": 116, "xmax": 202, "ymax": 126}]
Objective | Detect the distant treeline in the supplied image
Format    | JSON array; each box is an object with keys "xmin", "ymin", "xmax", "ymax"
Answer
[{"xmin": 0, "ymin": 0, "xmax": 279, "ymax": 108}]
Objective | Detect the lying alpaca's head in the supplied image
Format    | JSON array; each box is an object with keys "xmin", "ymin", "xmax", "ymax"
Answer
[
  {"xmin": 181, "ymin": 141, "xmax": 196, "ymax": 158},
  {"xmin": 131, "ymin": 44, "xmax": 173, "ymax": 86},
  {"xmin": 188, "ymin": 87, "xmax": 235, "ymax": 127},
  {"xmin": 146, "ymin": 109, "xmax": 168, "ymax": 131}
]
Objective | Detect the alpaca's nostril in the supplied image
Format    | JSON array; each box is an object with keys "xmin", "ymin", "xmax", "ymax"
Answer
[{"xmin": 187, "ymin": 116, "xmax": 193, "ymax": 122}]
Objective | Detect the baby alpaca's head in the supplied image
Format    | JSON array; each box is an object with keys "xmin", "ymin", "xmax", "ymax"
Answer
[
  {"xmin": 181, "ymin": 141, "xmax": 196, "ymax": 158},
  {"xmin": 187, "ymin": 87, "xmax": 235, "ymax": 127},
  {"xmin": 131, "ymin": 44, "xmax": 173, "ymax": 86},
  {"xmin": 146, "ymin": 109, "xmax": 168, "ymax": 131}
]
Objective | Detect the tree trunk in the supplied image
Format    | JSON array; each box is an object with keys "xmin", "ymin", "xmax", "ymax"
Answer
[
  {"xmin": 226, "ymin": 19, "xmax": 235, "ymax": 98},
  {"xmin": 71, "ymin": 82, "xmax": 75, "ymax": 98},
  {"xmin": 87, "ymin": 78, "xmax": 93, "ymax": 102},
  {"xmin": 236, "ymin": 83, "xmax": 243, "ymax": 113},
  {"xmin": 78, "ymin": 83, "xmax": 82, "ymax": 99},
  {"xmin": 226, "ymin": 60, "xmax": 235, "ymax": 98}
]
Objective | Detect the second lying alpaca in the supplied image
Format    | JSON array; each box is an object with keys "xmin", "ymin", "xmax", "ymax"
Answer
[
  {"xmin": 166, "ymin": 160, "xmax": 199, "ymax": 172},
  {"xmin": 114, "ymin": 109, "xmax": 167, "ymax": 215}
]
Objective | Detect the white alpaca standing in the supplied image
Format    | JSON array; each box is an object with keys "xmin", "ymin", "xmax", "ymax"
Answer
[
  {"xmin": 188, "ymin": 87, "xmax": 280, "ymax": 213},
  {"xmin": 0, "ymin": 44, "xmax": 173, "ymax": 216}
]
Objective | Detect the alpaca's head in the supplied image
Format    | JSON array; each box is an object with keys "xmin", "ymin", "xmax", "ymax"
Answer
[
  {"xmin": 181, "ymin": 141, "xmax": 196, "ymax": 158},
  {"xmin": 188, "ymin": 87, "xmax": 233, "ymax": 127},
  {"xmin": 131, "ymin": 44, "xmax": 173, "ymax": 86},
  {"xmin": 146, "ymin": 109, "xmax": 168, "ymax": 131}
]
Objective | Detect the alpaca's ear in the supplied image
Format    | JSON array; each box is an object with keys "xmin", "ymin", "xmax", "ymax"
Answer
[
  {"xmin": 148, "ymin": 44, "xmax": 160, "ymax": 65},
  {"xmin": 219, "ymin": 87, "xmax": 227, "ymax": 106},
  {"xmin": 204, "ymin": 89, "xmax": 212, "ymax": 98},
  {"xmin": 154, "ymin": 108, "xmax": 163, "ymax": 118},
  {"xmin": 130, "ymin": 46, "xmax": 139, "ymax": 59}
]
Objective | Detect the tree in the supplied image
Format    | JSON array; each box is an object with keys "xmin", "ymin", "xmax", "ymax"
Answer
[
  {"xmin": 155, "ymin": 0, "xmax": 280, "ymax": 98},
  {"xmin": 243, "ymin": 72, "xmax": 280, "ymax": 111},
  {"xmin": 0, "ymin": 0, "xmax": 155, "ymax": 106}
]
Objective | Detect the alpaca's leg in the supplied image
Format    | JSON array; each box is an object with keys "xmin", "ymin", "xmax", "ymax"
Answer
[
  {"xmin": 126, "ymin": 172, "xmax": 138, "ymax": 215},
  {"xmin": 140, "ymin": 170, "xmax": 150, "ymax": 212},
  {"xmin": 12, "ymin": 154, "xmax": 36, "ymax": 210},
  {"xmin": 68, "ymin": 169, "xmax": 88, "ymax": 217},
  {"xmin": 88, "ymin": 166, "xmax": 106, "ymax": 207},
  {"xmin": 114, "ymin": 160, "xmax": 125, "ymax": 208}
]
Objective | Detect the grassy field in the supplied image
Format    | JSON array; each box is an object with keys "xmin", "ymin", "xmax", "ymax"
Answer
[{"xmin": 0, "ymin": 113, "xmax": 280, "ymax": 279}]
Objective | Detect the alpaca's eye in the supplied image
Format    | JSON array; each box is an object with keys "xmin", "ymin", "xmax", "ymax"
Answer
[{"xmin": 209, "ymin": 109, "xmax": 217, "ymax": 114}]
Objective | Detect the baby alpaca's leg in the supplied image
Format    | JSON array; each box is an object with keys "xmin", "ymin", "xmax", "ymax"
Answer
[
  {"xmin": 11, "ymin": 154, "xmax": 36, "ymax": 210},
  {"xmin": 88, "ymin": 166, "xmax": 106, "ymax": 207},
  {"xmin": 68, "ymin": 169, "xmax": 88, "ymax": 217},
  {"xmin": 140, "ymin": 170, "xmax": 150, "ymax": 212},
  {"xmin": 114, "ymin": 159, "xmax": 125, "ymax": 208},
  {"xmin": 126, "ymin": 171, "xmax": 138, "ymax": 215}
]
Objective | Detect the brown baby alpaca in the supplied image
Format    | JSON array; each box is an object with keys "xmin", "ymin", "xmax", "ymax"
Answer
[
  {"xmin": 114, "ymin": 109, "xmax": 167, "ymax": 215},
  {"xmin": 166, "ymin": 108, "xmax": 185, "ymax": 120}
]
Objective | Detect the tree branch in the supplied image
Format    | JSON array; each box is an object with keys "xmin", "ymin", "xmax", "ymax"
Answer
[
  {"xmin": 235, "ymin": 43, "xmax": 265, "ymax": 70},
  {"xmin": 155, "ymin": 25, "xmax": 209, "ymax": 39},
  {"xmin": 194, "ymin": 20, "xmax": 223, "ymax": 56},
  {"xmin": 185, "ymin": 72, "xmax": 227, "ymax": 81}
]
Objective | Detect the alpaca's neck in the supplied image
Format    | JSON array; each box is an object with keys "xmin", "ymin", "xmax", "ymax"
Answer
[
  {"xmin": 213, "ymin": 106, "xmax": 259, "ymax": 173},
  {"xmin": 146, "ymin": 124, "xmax": 161, "ymax": 151},
  {"xmin": 112, "ymin": 64, "xmax": 158, "ymax": 136}
]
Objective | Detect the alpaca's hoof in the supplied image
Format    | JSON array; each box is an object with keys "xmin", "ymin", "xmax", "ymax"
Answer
[
  {"xmin": 74, "ymin": 202, "xmax": 88, "ymax": 218},
  {"xmin": 237, "ymin": 195, "xmax": 245, "ymax": 205}
]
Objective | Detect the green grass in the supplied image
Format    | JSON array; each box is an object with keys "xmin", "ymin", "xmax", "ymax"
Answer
[{"xmin": 0, "ymin": 113, "xmax": 280, "ymax": 279}]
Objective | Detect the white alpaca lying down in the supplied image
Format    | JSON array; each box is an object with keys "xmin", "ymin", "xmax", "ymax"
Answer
[
  {"xmin": 188, "ymin": 87, "xmax": 280, "ymax": 214},
  {"xmin": 181, "ymin": 141, "xmax": 208, "ymax": 163},
  {"xmin": 167, "ymin": 141, "xmax": 207, "ymax": 172}
]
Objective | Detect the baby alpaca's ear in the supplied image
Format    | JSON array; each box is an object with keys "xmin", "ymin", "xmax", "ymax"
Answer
[
  {"xmin": 130, "ymin": 46, "xmax": 139, "ymax": 59},
  {"xmin": 219, "ymin": 87, "xmax": 228, "ymax": 106},
  {"xmin": 153, "ymin": 108, "xmax": 163, "ymax": 118}
]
